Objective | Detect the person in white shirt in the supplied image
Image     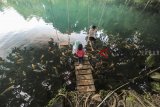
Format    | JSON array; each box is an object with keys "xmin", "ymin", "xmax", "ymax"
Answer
[{"xmin": 88, "ymin": 25, "xmax": 97, "ymax": 51}]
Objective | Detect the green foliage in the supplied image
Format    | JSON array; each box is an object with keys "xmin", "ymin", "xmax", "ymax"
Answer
[
  {"xmin": 126, "ymin": 95, "xmax": 136, "ymax": 102},
  {"xmin": 145, "ymin": 54, "xmax": 155, "ymax": 67},
  {"xmin": 47, "ymin": 88, "xmax": 66, "ymax": 107},
  {"xmin": 151, "ymin": 82, "xmax": 160, "ymax": 92},
  {"xmin": 0, "ymin": 42, "xmax": 75, "ymax": 106},
  {"xmin": 99, "ymin": 90, "xmax": 110, "ymax": 98}
]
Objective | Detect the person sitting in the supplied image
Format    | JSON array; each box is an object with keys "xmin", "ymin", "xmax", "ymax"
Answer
[
  {"xmin": 88, "ymin": 25, "xmax": 97, "ymax": 51},
  {"xmin": 76, "ymin": 44, "xmax": 85, "ymax": 65}
]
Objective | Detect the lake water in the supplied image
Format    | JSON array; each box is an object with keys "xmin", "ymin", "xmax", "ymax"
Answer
[
  {"xmin": 0, "ymin": 0, "xmax": 159, "ymax": 57},
  {"xmin": 0, "ymin": 8, "xmax": 88, "ymax": 58}
]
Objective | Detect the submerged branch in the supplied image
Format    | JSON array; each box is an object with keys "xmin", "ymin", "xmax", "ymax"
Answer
[{"xmin": 0, "ymin": 85, "xmax": 14, "ymax": 96}]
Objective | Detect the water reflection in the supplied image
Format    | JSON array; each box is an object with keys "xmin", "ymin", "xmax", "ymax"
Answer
[
  {"xmin": 0, "ymin": 8, "xmax": 88, "ymax": 58},
  {"xmin": 0, "ymin": 7, "xmax": 108, "ymax": 58}
]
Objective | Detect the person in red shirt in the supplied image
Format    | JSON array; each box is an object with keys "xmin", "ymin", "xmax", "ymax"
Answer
[{"xmin": 76, "ymin": 44, "xmax": 85, "ymax": 65}]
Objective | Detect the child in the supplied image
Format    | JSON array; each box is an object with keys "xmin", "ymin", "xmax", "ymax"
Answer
[
  {"xmin": 88, "ymin": 25, "xmax": 97, "ymax": 51},
  {"xmin": 76, "ymin": 44, "xmax": 85, "ymax": 65},
  {"xmin": 72, "ymin": 40, "xmax": 81, "ymax": 55}
]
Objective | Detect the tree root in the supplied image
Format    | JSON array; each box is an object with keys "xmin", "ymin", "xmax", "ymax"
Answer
[
  {"xmin": 77, "ymin": 94, "xmax": 87, "ymax": 107},
  {"xmin": 143, "ymin": 96, "xmax": 156, "ymax": 107},
  {"xmin": 68, "ymin": 91, "xmax": 78, "ymax": 107},
  {"xmin": 97, "ymin": 66, "xmax": 160, "ymax": 107},
  {"xmin": 111, "ymin": 95, "xmax": 117, "ymax": 107},
  {"xmin": 97, "ymin": 82, "xmax": 130, "ymax": 107},
  {"xmin": 84, "ymin": 93, "xmax": 92, "ymax": 107},
  {"xmin": 47, "ymin": 93, "xmax": 73, "ymax": 107},
  {"xmin": 128, "ymin": 91, "xmax": 147, "ymax": 107}
]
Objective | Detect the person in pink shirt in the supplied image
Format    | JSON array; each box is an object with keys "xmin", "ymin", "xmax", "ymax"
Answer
[{"xmin": 76, "ymin": 44, "xmax": 85, "ymax": 65}]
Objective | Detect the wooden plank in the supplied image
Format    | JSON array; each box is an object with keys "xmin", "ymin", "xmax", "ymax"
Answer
[
  {"xmin": 84, "ymin": 57, "xmax": 89, "ymax": 61},
  {"xmin": 76, "ymin": 69, "xmax": 92, "ymax": 75},
  {"xmin": 74, "ymin": 58, "xmax": 89, "ymax": 62},
  {"xmin": 77, "ymin": 85, "xmax": 96, "ymax": 92},
  {"xmin": 76, "ymin": 74, "xmax": 93, "ymax": 80},
  {"xmin": 74, "ymin": 61, "xmax": 90, "ymax": 66},
  {"xmin": 78, "ymin": 92, "xmax": 95, "ymax": 95},
  {"xmin": 75, "ymin": 52, "xmax": 96, "ymax": 93},
  {"xmin": 75, "ymin": 64, "xmax": 91, "ymax": 68},
  {"xmin": 75, "ymin": 65, "xmax": 91, "ymax": 70},
  {"xmin": 77, "ymin": 79, "xmax": 94, "ymax": 86}
]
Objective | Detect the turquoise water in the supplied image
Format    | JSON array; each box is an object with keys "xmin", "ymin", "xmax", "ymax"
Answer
[{"xmin": 0, "ymin": 0, "xmax": 159, "ymax": 37}]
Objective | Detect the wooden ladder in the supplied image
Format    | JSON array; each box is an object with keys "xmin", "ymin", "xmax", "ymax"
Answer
[{"xmin": 75, "ymin": 55, "xmax": 96, "ymax": 94}]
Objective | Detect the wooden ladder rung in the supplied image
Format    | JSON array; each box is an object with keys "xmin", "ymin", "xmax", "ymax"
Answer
[
  {"xmin": 74, "ymin": 61, "xmax": 90, "ymax": 66},
  {"xmin": 75, "ymin": 55, "xmax": 96, "ymax": 93},
  {"xmin": 76, "ymin": 74, "xmax": 93, "ymax": 80},
  {"xmin": 77, "ymin": 85, "xmax": 96, "ymax": 92},
  {"xmin": 76, "ymin": 69, "xmax": 92, "ymax": 75},
  {"xmin": 75, "ymin": 65, "xmax": 91, "ymax": 70},
  {"xmin": 77, "ymin": 79, "xmax": 94, "ymax": 86}
]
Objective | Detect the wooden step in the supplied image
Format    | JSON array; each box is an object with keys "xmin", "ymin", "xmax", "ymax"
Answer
[
  {"xmin": 82, "ymin": 57, "xmax": 89, "ymax": 61},
  {"xmin": 75, "ymin": 65, "xmax": 91, "ymax": 70},
  {"xmin": 76, "ymin": 69, "xmax": 92, "ymax": 75},
  {"xmin": 76, "ymin": 74, "xmax": 93, "ymax": 80},
  {"xmin": 77, "ymin": 85, "xmax": 96, "ymax": 92},
  {"xmin": 77, "ymin": 79, "xmax": 94, "ymax": 86},
  {"xmin": 78, "ymin": 92, "xmax": 95, "ymax": 95},
  {"xmin": 75, "ymin": 64, "xmax": 91, "ymax": 68},
  {"xmin": 75, "ymin": 55, "xmax": 89, "ymax": 61},
  {"xmin": 74, "ymin": 61, "xmax": 90, "ymax": 66}
]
